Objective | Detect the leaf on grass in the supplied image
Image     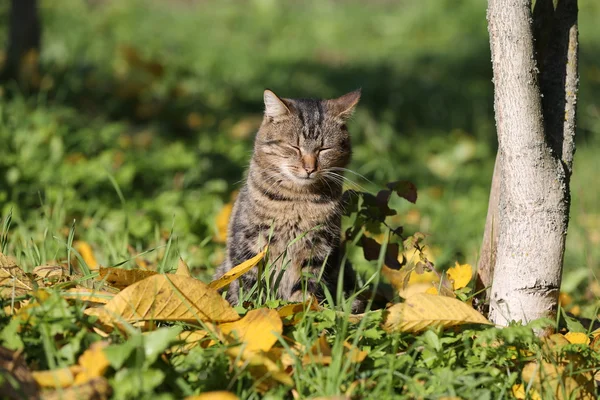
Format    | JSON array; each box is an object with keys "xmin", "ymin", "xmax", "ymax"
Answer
[
  {"xmin": 74, "ymin": 342, "xmax": 110, "ymax": 385},
  {"xmin": 0, "ymin": 253, "xmax": 31, "ymax": 298},
  {"xmin": 522, "ymin": 357, "xmax": 596, "ymax": 400},
  {"xmin": 97, "ymin": 267, "xmax": 158, "ymax": 289},
  {"xmin": 219, "ymin": 308, "xmax": 282, "ymax": 353},
  {"xmin": 226, "ymin": 346, "xmax": 293, "ymax": 391},
  {"xmin": 174, "ymin": 329, "xmax": 210, "ymax": 352},
  {"xmin": 32, "ymin": 264, "xmax": 68, "ymax": 282},
  {"xmin": 62, "ymin": 288, "xmax": 115, "ymax": 305},
  {"xmin": 564, "ymin": 332, "xmax": 590, "ymax": 345},
  {"xmin": 185, "ymin": 392, "xmax": 239, "ymax": 400},
  {"xmin": 32, "ymin": 366, "xmax": 77, "ymax": 388},
  {"xmin": 511, "ymin": 384, "xmax": 541, "ymax": 400},
  {"xmin": 302, "ymin": 335, "xmax": 367, "ymax": 366},
  {"xmin": 277, "ymin": 299, "xmax": 320, "ymax": 325},
  {"xmin": 382, "ymin": 265, "xmax": 412, "ymax": 294},
  {"xmin": 42, "ymin": 377, "xmax": 111, "ymax": 400},
  {"xmin": 446, "ymin": 262, "xmax": 472, "ymax": 290},
  {"xmin": 382, "ymin": 293, "xmax": 491, "ymax": 333},
  {"xmin": 209, "ymin": 250, "xmax": 266, "ymax": 291},
  {"xmin": 75, "ymin": 241, "xmax": 99, "ymax": 270},
  {"xmin": 176, "ymin": 257, "xmax": 192, "ymax": 277},
  {"xmin": 87, "ymin": 274, "xmax": 239, "ymax": 327}
]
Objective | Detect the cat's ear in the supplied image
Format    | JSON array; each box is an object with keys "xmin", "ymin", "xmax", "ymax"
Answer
[
  {"xmin": 328, "ymin": 89, "xmax": 361, "ymax": 121},
  {"xmin": 264, "ymin": 89, "xmax": 290, "ymax": 120}
]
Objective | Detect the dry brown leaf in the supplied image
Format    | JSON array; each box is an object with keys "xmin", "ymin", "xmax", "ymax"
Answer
[
  {"xmin": 176, "ymin": 258, "xmax": 192, "ymax": 277},
  {"xmin": 62, "ymin": 288, "xmax": 115, "ymax": 305},
  {"xmin": 209, "ymin": 250, "xmax": 266, "ymax": 291},
  {"xmin": 41, "ymin": 376, "xmax": 111, "ymax": 400},
  {"xmin": 219, "ymin": 308, "xmax": 282, "ymax": 353},
  {"xmin": 97, "ymin": 267, "xmax": 158, "ymax": 289},
  {"xmin": 0, "ymin": 253, "xmax": 32, "ymax": 298},
  {"xmin": 185, "ymin": 391, "xmax": 239, "ymax": 400},
  {"xmin": 382, "ymin": 293, "xmax": 491, "ymax": 333},
  {"xmin": 86, "ymin": 274, "xmax": 239, "ymax": 327},
  {"xmin": 32, "ymin": 265, "xmax": 68, "ymax": 282}
]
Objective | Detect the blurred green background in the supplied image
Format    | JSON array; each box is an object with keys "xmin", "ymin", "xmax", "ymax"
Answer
[{"xmin": 0, "ymin": 0, "xmax": 598, "ymax": 300}]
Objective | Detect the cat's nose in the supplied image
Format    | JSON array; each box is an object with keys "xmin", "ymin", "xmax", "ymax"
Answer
[
  {"xmin": 302, "ymin": 155, "xmax": 317, "ymax": 176},
  {"xmin": 304, "ymin": 166, "xmax": 316, "ymax": 176}
]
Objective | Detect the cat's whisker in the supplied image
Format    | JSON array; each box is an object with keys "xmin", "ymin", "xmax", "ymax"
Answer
[
  {"xmin": 320, "ymin": 171, "xmax": 367, "ymax": 192},
  {"xmin": 327, "ymin": 167, "xmax": 374, "ymax": 186}
]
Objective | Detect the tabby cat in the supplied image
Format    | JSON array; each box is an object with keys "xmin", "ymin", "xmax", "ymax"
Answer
[{"xmin": 214, "ymin": 89, "xmax": 364, "ymax": 311}]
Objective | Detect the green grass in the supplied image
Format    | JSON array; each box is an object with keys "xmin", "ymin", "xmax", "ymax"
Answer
[{"xmin": 1, "ymin": 0, "xmax": 599, "ymax": 398}]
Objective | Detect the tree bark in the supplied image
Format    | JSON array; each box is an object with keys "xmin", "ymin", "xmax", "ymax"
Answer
[
  {"xmin": 475, "ymin": 152, "xmax": 500, "ymax": 312},
  {"xmin": 486, "ymin": 0, "xmax": 578, "ymax": 327},
  {"xmin": 2, "ymin": 0, "xmax": 41, "ymax": 86}
]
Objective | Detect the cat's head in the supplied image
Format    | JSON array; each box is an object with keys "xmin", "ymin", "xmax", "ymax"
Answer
[{"xmin": 253, "ymin": 89, "xmax": 360, "ymax": 189}]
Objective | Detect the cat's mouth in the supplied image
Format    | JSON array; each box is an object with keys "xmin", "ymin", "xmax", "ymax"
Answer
[{"xmin": 282, "ymin": 167, "xmax": 320, "ymax": 185}]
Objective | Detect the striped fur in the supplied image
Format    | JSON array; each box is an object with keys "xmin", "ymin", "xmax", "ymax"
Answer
[{"xmin": 215, "ymin": 89, "xmax": 363, "ymax": 311}]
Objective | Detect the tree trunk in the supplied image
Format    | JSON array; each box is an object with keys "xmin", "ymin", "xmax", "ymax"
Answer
[
  {"xmin": 485, "ymin": 0, "xmax": 578, "ymax": 327},
  {"xmin": 2, "ymin": 0, "xmax": 41, "ymax": 86},
  {"xmin": 475, "ymin": 153, "xmax": 500, "ymax": 313}
]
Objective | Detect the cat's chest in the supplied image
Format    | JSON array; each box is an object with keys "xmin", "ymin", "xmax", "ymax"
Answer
[{"xmin": 253, "ymin": 200, "xmax": 339, "ymax": 257}]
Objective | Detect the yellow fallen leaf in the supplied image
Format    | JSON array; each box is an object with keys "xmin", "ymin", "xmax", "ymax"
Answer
[
  {"xmin": 446, "ymin": 262, "xmax": 472, "ymax": 290},
  {"xmin": 73, "ymin": 342, "xmax": 110, "ymax": 385},
  {"xmin": 277, "ymin": 299, "xmax": 320, "ymax": 325},
  {"xmin": 41, "ymin": 376, "xmax": 110, "ymax": 400},
  {"xmin": 219, "ymin": 308, "xmax": 282, "ymax": 353},
  {"xmin": 97, "ymin": 267, "xmax": 158, "ymax": 289},
  {"xmin": 424, "ymin": 286, "xmax": 439, "ymax": 295},
  {"xmin": 522, "ymin": 357, "xmax": 595, "ymax": 400},
  {"xmin": 382, "ymin": 293, "xmax": 491, "ymax": 333},
  {"xmin": 209, "ymin": 250, "xmax": 266, "ymax": 291},
  {"xmin": 302, "ymin": 335, "xmax": 367, "ymax": 367},
  {"xmin": 541, "ymin": 333, "xmax": 570, "ymax": 352},
  {"xmin": 176, "ymin": 258, "xmax": 192, "ymax": 277},
  {"xmin": 62, "ymin": 288, "xmax": 115, "ymax": 305},
  {"xmin": 226, "ymin": 346, "xmax": 293, "ymax": 391},
  {"xmin": 75, "ymin": 241, "xmax": 99, "ymax": 270},
  {"xmin": 381, "ymin": 265, "xmax": 411, "ymax": 292},
  {"xmin": 185, "ymin": 392, "xmax": 239, "ymax": 400},
  {"xmin": 215, "ymin": 202, "xmax": 233, "ymax": 243},
  {"xmin": 564, "ymin": 332, "xmax": 590, "ymax": 345},
  {"xmin": 87, "ymin": 274, "xmax": 239, "ymax": 327},
  {"xmin": 174, "ymin": 329, "xmax": 210, "ymax": 352},
  {"xmin": 32, "ymin": 367, "xmax": 77, "ymax": 388},
  {"xmin": 399, "ymin": 282, "xmax": 435, "ymax": 299},
  {"xmin": 512, "ymin": 384, "xmax": 525, "ymax": 399}
]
